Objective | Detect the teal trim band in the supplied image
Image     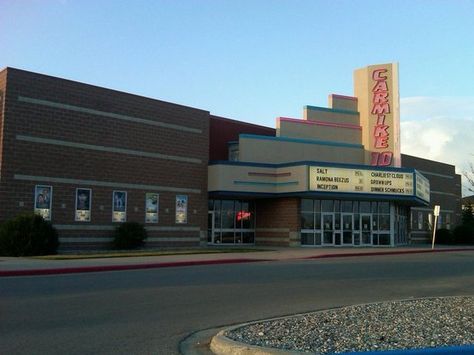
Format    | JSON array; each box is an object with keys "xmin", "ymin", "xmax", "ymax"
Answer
[
  {"xmin": 304, "ymin": 105, "xmax": 359, "ymax": 115},
  {"xmin": 239, "ymin": 134, "xmax": 363, "ymax": 149},
  {"xmin": 234, "ymin": 180, "xmax": 299, "ymax": 186},
  {"xmin": 209, "ymin": 190, "xmax": 429, "ymax": 207},
  {"xmin": 209, "ymin": 160, "xmax": 416, "ymax": 174}
]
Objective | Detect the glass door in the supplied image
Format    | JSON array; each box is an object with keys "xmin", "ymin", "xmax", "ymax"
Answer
[
  {"xmin": 360, "ymin": 214, "xmax": 372, "ymax": 245},
  {"xmin": 207, "ymin": 211, "xmax": 214, "ymax": 243},
  {"xmin": 398, "ymin": 215, "xmax": 407, "ymax": 245},
  {"xmin": 334, "ymin": 213, "xmax": 341, "ymax": 246},
  {"xmin": 342, "ymin": 213, "xmax": 353, "ymax": 245},
  {"xmin": 322, "ymin": 213, "xmax": 334, "ymax": 245}
]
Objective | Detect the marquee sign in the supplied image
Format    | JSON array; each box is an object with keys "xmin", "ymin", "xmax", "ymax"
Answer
[
  {"xmin": 309, "ymin": 166, "xmax": 424, "ymax": 198},
  {"xmin": 415, "ymin": 171, "xmax": 430, "ymax": 203}
]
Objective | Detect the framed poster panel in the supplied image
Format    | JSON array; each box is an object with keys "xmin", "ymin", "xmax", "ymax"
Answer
[
  {"xmin": 75, "ymin": 188, "xmax": 92, "ymax": 222},
  {"xmin": 175, "ymin": 195, "xmax": 188, "ymax": 224},
  {"xmin": 112, "ymin": 190, "xmax": 127, "ymax": 222},
  {"xmin": 34, "ymin": 185, "xmax": 52, "ymax": 220},
  {"xmin": 145, "ymin": 193, "xmax": 159, "ymax": 223}
]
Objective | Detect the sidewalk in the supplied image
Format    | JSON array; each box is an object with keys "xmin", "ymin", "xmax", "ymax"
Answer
[{"xmin": 1, "ymin": 245, "xmax": 473, "ymax": 277}]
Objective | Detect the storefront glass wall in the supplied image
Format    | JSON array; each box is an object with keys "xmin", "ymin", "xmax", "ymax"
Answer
[
  {"xmin": 301, "ymin": 199, "xmax": 401, "ymax": 247},
  {"xmin": 394, "ymin": 205, "xmax": 409, "ymax": 245},
  {"xmin": 208, "ymin": 199, "xmax": 255, "ymax": 244}
]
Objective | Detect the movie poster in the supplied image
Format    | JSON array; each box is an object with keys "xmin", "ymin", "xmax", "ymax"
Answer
[
  {"xmin": 75, "ymin": 188, "xmax": 92, "ymax": 222},
  {"xmin": 112, "ymin": 190, "xmax": 127, "ymax": 222},
  {"xmin": 145, "ymin": 193, "xmax": 159, "ymax": 223},
  {"xmin": 34, "ymin": 185, "xmax": 52, "ymax": 220},
  {"xmin": 175, "ymin": 195, "xmax": 187, "ymax": 224}
]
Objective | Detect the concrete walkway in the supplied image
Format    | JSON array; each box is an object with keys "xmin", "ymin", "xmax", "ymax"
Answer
[{"xmin": 1, "ymin": 245, "xmax": 473, "ymax": 277}]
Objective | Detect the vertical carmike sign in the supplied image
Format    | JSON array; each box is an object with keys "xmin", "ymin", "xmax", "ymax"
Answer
[{"xmin": 354, "ymin": 63, "xmax": 401, "ymax": 167}]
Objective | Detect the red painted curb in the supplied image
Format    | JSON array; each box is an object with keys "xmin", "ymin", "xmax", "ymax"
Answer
[
  {"xmin": 304, "ymin": 248, "xmax": 474, "ymax": 260},
  {"xmin": 0, "ymin": 258, "xmax": 271, "ymax": 277},
  {"xmin": 1, "ymin": 248, "xmax": 473, "ymax": 277}
]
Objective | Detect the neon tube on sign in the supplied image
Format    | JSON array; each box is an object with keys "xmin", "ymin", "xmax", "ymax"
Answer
[{"xmin": 370, "ymin": 69, "xmax": 393, "ymax": 166}]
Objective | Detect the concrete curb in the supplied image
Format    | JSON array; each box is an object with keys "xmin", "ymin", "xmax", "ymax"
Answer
[
  {"xmin": 210, "ymin": 328, "xmax": 474, "ymax": 355},
  {"xmin": 210, "ymin": 329, "xmax": 306, "ymax": 355},
  {"xmin": 208, "ymin": 302, "xmax": 381, "ymax": 355},
  {"xmin": 341, "ymin": 345, "xmax": 474, "ymax": 354},
  {"xmin": 207, "ymin": 297, "xmax": 474, "ymax": 355}
]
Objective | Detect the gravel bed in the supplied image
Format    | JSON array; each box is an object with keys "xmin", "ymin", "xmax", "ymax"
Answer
[{"xmin": 226, "ymin": 296, "xmax": 474, "ymax": 354}]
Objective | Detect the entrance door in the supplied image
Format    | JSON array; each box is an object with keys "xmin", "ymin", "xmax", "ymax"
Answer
[
  {"xmin": 322, "ymin": 213, "xmax": 334, "ymax": 245},
  {"xmin": 207, "ymin": 212, "xmax": 214, "ymax": 243},
  {"xmin": 398, "ymin": 215, "xmax": 407, "ymax": 245},
  {"xmin": 342, "ymin": 213, "xmax": 353, "ymax": 245},
  {"xmin": 360, "ymin": 214, "xmax": 372, "ymax": 245}
]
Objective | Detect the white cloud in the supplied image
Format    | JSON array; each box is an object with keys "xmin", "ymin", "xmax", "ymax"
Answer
[
  {"xmin": 402, "ymin": 96, "xmax": 474, "ymax": 121},
  {"xmin": 400, "ymin": 96, "xmax": 474, "ymax": 196}
]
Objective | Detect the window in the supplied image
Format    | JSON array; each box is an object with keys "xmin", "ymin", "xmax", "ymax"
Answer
[
  {"xmin": 301, "ymin": 199, "xmax": 322, "ymax": 246},
  {"xmin": 360, "ymin": 201, "xmax": 371, "ymax": 213},
  {"xmin": 341, "ymin": 201, "xmax": 352, "ymax": 212},
  {"xmin": 240, "ymin": 201, "xmax": 254, "ymax": 229},
  {"xmin": 301, "ymin": 212, "xmax": 314, "ymax": 229},
  {"xmin": 301, "ymin": 199, "xmax": 313, "ymax": 212},
  {"xmin": 418, "ymin": 211, "xmax": 423, "ymax": 230},
  {"xmin": 378, "ymin": 202, "xmax": 390, "ymax": 213},
  {"xmin": 208, "ymin": 199, "xmax": 255, "ymax": 244},
  {"xmin": 228, "ymin": 143, "xmax": 239, "ymax": 161},
  {"xmin": 221, "ymin": 200, "xmax": 235, "ymax": 229},
  {"xmin": 379, "ymin": 214, "xmax": 390, "ymax": 231}
]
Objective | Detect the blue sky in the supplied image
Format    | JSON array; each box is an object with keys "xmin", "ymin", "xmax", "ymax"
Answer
[{"xmin": 2, "ymin": 0, "xmax": 474, "ymax": 193}]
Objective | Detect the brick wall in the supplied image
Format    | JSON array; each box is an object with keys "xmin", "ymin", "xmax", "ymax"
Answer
[
  {"xmin": 0, "ymin": 68, "xmax": 7, "ymax": 183},
  {"xmin": 402, "ymin": 154, "xmax": 462, "ymax": 243},
  {"xmin": 1, "ymin": 67, "xmax": 209, "ymax": 249},
  {"xmin": 210, "ymin": 115, "xmax": 275, "ymax": 161},
  {"xmin": 255, "ymin": 197, "xmax": 300, "ymax": 246}
]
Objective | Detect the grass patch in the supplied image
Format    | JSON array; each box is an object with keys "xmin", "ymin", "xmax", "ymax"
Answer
[{"xmin": 31, "ymin": 248, "xmax": 270, "ymax": 260}]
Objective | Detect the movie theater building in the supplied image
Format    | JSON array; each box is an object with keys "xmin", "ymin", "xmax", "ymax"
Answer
[{"xmin": 0, "ymin": 63, "xmax": 462, "ymax": 249}]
